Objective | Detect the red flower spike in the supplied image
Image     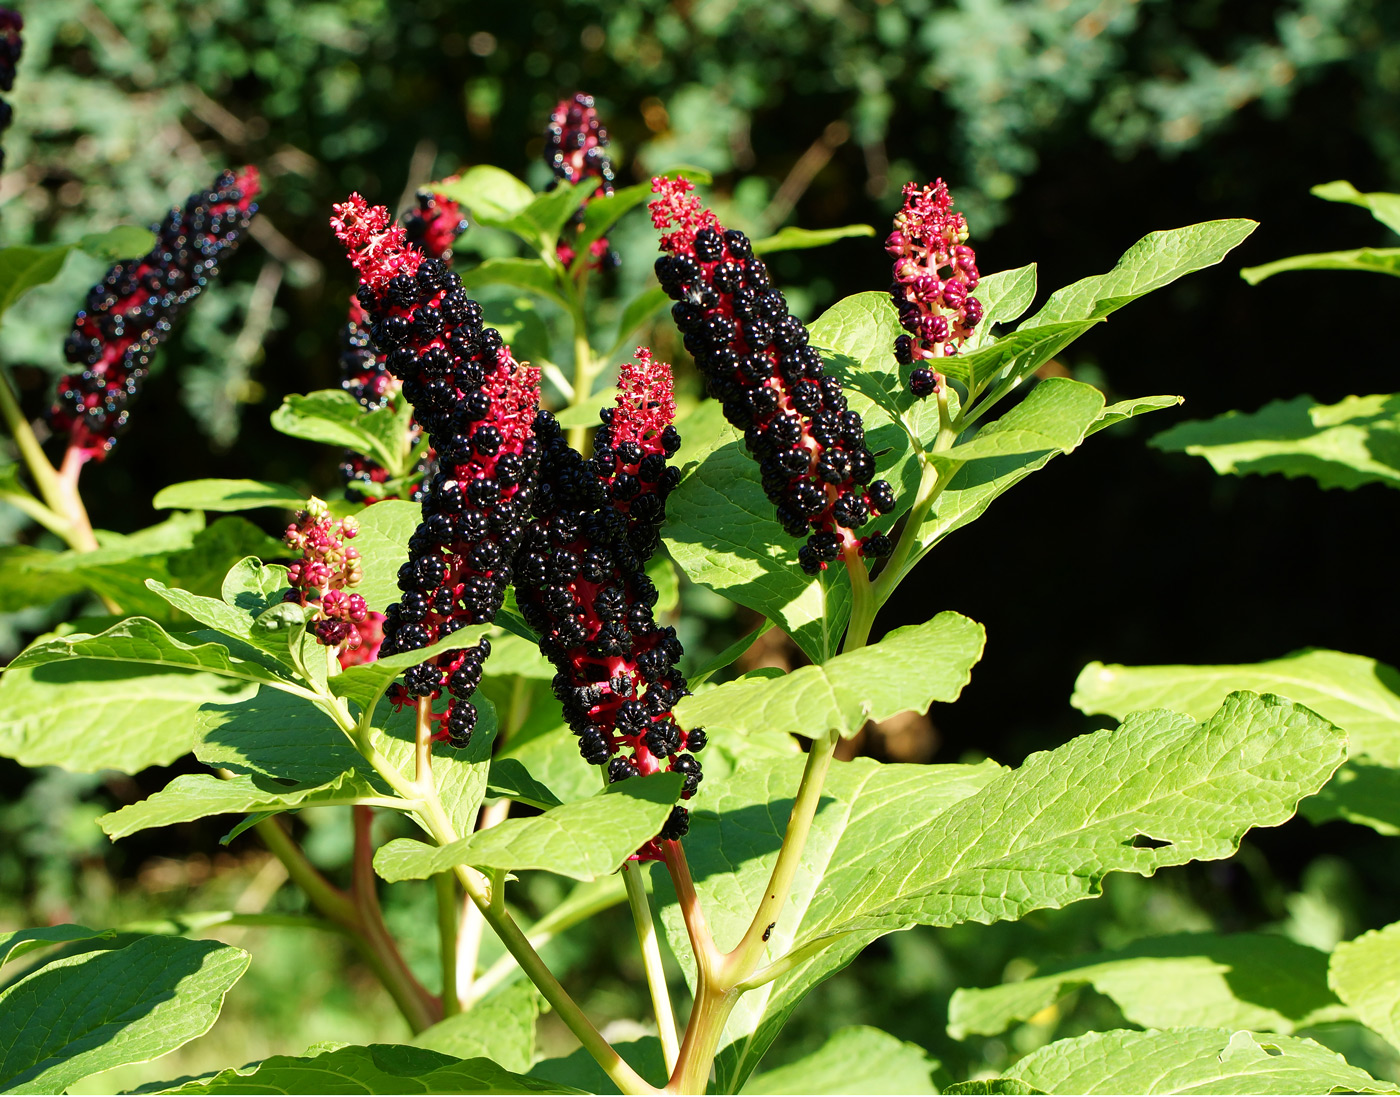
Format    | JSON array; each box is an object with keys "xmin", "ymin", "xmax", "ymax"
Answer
[
  {"xmin": 515, "ymin": 411, "xmax": 701, "ymax": 858},
  {"xmin": 545, "ymin": 93, "xmax": 620, "ymax": 271},
  {"xmin": 649, "ymin": 179, "xmax": 897, "ymax": 573},
  {"xmin": 334, "ymin": 193, "xmax": 542, "ymax": 749},
  {"xmin": 887, "ymin": 180, "xmax": 982, "ymax": 399},
  {"xmin": 52, "ymin": 166, "xmax": 260, "ymax": 461},
  {"xmin": 282, "ymin": 498, "xmax": 386, "ymax": 668},
  {"xmin": 401, "ymin": 184, "xmax": 468, "ymax": 262}
]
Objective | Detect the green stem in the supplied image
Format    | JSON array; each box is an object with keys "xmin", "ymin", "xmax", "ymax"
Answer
[
  {"xmin": 436, "ymin": 872, "xmax": 461, "ymax": 1019},
  {"xmin": 624, "ymin": 862, "xmax": 681, "ymax": 1073},
  {"xmin": 567, "ymin": 296, "xmax": 596, "ymax": 454},
  {"xmin": 0, "ymin": 365, "xmax": 67, "ymax": 524}
]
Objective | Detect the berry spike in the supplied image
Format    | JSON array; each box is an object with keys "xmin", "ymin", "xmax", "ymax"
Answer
[
  {"xmin": 339, "ymin": 185, "xmax": 467, "ymax": 501},
  {"xmin": 887, "ymin": 180, "xmax": 982, "ymax": 399},
  {"xmin": 52, "ymin": 166, "xmax": 260, "ymax": 461},
  {"xmin": 546, "ymin": 93, "xmax": 620, "ymax": 271},
  {"xmin": 282, "ymin": 498, "xmax": 385, "ymax": 668},
  {"xmin": 333, "ymin": 193, "xmax": 541, "ymax": 748},
  {"xmin": 0, "ymin": 8, "xmax": 23, "ymax": 173},
  {"xmin": 515, "ymin": 400, "xmax": 701, "ymax": 859},
  {"xmin": 649, "ymin": 177, "xmax": 897, "ymax": 573}
]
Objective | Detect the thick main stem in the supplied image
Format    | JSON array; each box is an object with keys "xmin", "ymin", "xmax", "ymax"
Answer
[
  {"xmin": 566, "ymin": 295, "xmax": 596, "ymax": 454},
  {"xmin": 435, "ymin": 872, "xmax": 461, "ymax": 1019},
  {"xmin": 624, "ymin": 862, "xmax": 681, "ymax": 1073}
]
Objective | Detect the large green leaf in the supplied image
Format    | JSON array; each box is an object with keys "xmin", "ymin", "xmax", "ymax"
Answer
[
  {"xmin": 750, "ymin": 224, "xmax": 875, "ymax": 254},
  {"xmin": 374, "ymin": 773, "xmax": 683, "ymax": 882},
  {"xmin": 739, "ymin": 1025, "xmax": 939, "ymax": 1094},
  {"xmin": 412, "ymin": 984, "xmax": 539, "ymax": 1074},
  {"xmin": 661, "ymin": 401, "xmax": 853, "ymax": 664},
  {"xmin": 351, "ymin": 499, "xmax": 419, "ymax": 614},
  {"xmin": 0, "ymin": 226, "xmax": 155, "ymax": 318},
  {"xmin": 434, "ymin": 167, "xmax": 535, "ymax": 223},
  {"xmin": 1311, "ymin": 179, "xmax": 1400, "ymax": 235},
  {"xmin": 195, "ymin": 688, "xmax": 369, "ymax": 786},
  {"xmin": 0, "ymin": 926, "xmax": 115, "ymax": 972},
  {"xmin": 943, "ymin": 378, "xmax": 1107, "ymax": 461},
  {"xmin": 270, "ymin": 390, "xmax": 407, "ymax": 473},
  {"xmin": 155, "ymin": 1043, "xmax": 582, "ymax": 1095},
  {"xmin": 1330, "ymin": 921, "xmax": 1400, "ymax": 1051},
  {"xmin": 656, "ymin": 756, "xmax": 1004, "ymax": 1092},
  {"xmin": 1151, "ymin": 393, "xmax": 1400, "ymax": 491},
  {"xmin": 153, "ymin": 479, "xmax": 304, "ymax": 512},
  {"xmin": 675, "ymin": 612, "xmax": 984, "ymax": 739},
  {"xmin": 1239, "ymin": 247, "xmax": 1400, "ymax": 284},
  {"xmin": 0, "ymin": 659, "xmax": 258, "ymax": 774},
  {"xmin": 948, "ymin": 933, "xmax": 1344, "ymax": 1039},
  {"xmin": 98, "ymin": 769, "xmax": 387, "ymax": 841},
  {"xmin": 0, "ymin": 935, "xmax": 248, "ymax": 1095},
  {"xmin": 459, "ymin": 257, "xmax": 567, "ymax": 308},
  {"xmin": 1001, "ymin": 1028, "xmax": 1396, "ymax": 1095}
]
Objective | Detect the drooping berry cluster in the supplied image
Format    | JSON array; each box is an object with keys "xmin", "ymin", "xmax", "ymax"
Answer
[
  {"xmin": 339, "ymin": 187, "xmax": 467, "ymax": 500},
  {"xmin": 282, "ymin": 498, "xmax": 385, "ymax": 668},
  {"xmin": 332, "ymin": 194, "xmax": 541, "ymax": 747},
  {"xmin": 0, "ymin": 8, "xmax": 22, "ymax": 173},
  {"xmin": 888, "ymin": 180, "xmax": 982, "ymax": 399},
  {"xmin": 516, "ymin": 383, "xmax": 699, "ymax": 855},
  {"xmin": 51, "ymin": 167, "xmax": 260, "ymax": 460},
  {"xmin": 650, "ymin": 177, "xmax": 896, "ymax": 574},
  {"xmin": 545, "ymin": 93, "xmax": 619, "ymax": 271}
]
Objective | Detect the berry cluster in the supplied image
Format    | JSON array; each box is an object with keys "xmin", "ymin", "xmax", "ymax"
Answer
[
  {"xmin": 52, "ymin": 167, "xmax": 261, "ymax": 460},
  {"xmin": 332, "ymin": 194, "xmax": 541, "ymax": 747},
  {"xmin": 515, "ymin": 373, "xmax": 698, "ymax": 854},
  {"xmin": 0, "ymin": 8, "xmax": 22, "ymax": 173},
  {"xmin": 339, "ymin": 187, "xmax": 467, "ymax": 500},
  {"xmin": 650, "ymin": 177, "xmax": 896, "ymax": 574},
  {"xmin": 887, "ymin": 180, "xmax": 982, "ymax": 399},
  {"xmin": 545, "ymin": 93, "xmax": 619, "ymax": 271},
  {"xmin": 282, "ymin": 498, "xmax": 385, "ymax": 668}
]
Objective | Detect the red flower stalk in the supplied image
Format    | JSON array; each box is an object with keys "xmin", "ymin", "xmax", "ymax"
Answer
[
  {"xmin": 332, "ymin": 194, "xmax": 541, "ymax": 747},
  {"xmin": 515, "ymin": 386, "xmax": 700, "ymax": 856},
  {"xmin": 888, "ymin": 180, "xmax": 982, "ymax": 399},
  {"xmin": 282, "ymin": 498, "xmax": 385, "ymax": 668},
  {"xmin": 545, "ymin": 93, "xmax": 619, "ymax": 271},
  {"xmin": 52, "ymin": 167, "xmax": 260, "ymax": 461},
  {"xmin": 0, "ymin": 8, "xmax": 22, "ymax": 172},
  {"xmin": 340, "ymin": 185, "xmax": 467, "ymax": 501},
  {"xmin": 650, "ymin": 177, "xmax": 897, "ymax": 574}
]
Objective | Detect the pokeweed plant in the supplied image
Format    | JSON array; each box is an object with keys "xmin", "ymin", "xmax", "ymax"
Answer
[
  {"xmin": 0, "ymin": 85, "xmax": 1376, "ymax": 1096},
  {"xmin": 954, "ymin": 182, "xmax": 1400, "ymax": 1095}
]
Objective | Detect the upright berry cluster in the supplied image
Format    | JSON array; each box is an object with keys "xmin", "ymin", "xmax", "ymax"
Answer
[
  {"xmin": 282, "ymin": 498, "xmax": 385, "ymax": 668},
  {"xmin": 888, "ymin": 180, "xmax": 982, "ymax": 399},
  {"xmin": 52, "ymin": 167, "xmax": 261, "ymax": 460},
  {"xmin": 650, "ymin": 177, "xmax": 896, "ymax": 574},
  {"xmin": 333, "ymin": 194, "xmax": 541, "ymax": 748},
  {"xmin": 545, "ymin": 93, "xmax": 619, "ymax": 271},
  {"xmin": 515, "ymin": 357, "xmax": 698, "ymax": 854},
  {"xmin": 339, "ymin": 187, "xmax": 467, "ymax": 500},
  {"xmin": 0, "ymin": 8, "xmax": 22, "ymax": 173}
]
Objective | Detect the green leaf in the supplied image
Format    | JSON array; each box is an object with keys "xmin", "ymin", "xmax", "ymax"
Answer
[
  {"xmin": 943, "ymin": 378, "xmax": 1105, "ymax": 461},
  {"xmin": 1151, "ymin": 393, "xmax": 1400, "ymax": 491},
  {"xmin": 146, "ymin": 579, "xmax": 267, "ymax": 642},
  {"xmin": 944, "ymin": 1081, "xmax": 1045, "ymax": 1095},
  {"xmin": 1310, "ymin": 179, "xmax": 1400, "ymax": 235},
  {"xmin": 1240, "ymin": 247, "xmax": 1400, "ymax": 284},
  {"xmin": 657, "ymin": 756, "xmax": 1005, "ymax": 1092},
  {"xmin": 1003, "ymin": 1028, "xmax": 1396, "ymax": 1095},
  {"xmin": 7, "ymin": 616, "xmax": 304, "ymax": 694},
  {"xmin": 948, "ymin": 933, "xmax": 1344, "ymax": 1039},
  {"xmin": 433, "ymin": 166, "xmax": 535, "ymax": 223},
  {"xmin": 1087, "ymin": 394, "xmax": 1183, "ymax": 435},
  {"xmin": 153, "ymin": 479, "xmax": 304, "ymax": 512},
  {"xmin": 459, "ymin": 257, "xmax": 567, "ymax": 308},
  {"xmin": 1330, "ymin": 921, "xmax": 1400, "ymax": 1050},
  {"xmin": 486, "ymin": 757, "xmax": 563, "ymax": 810},
  {"xmin": 413, "ymin": 984, "xmax": 539, "ymax": 1074},
  {"xmin": 495, "ymin": 710, "xmax": 599, "ymax": 808},
  {"xmin": 946, "ymin": 320, "xmax": 1103, "ymax": 390},
  {"xmin": 222, "ymin": 557, "xmax": 292, "ymax": 613},
  {"xmin": 0, "ymin": 935, "xmax": 248, "ymax": 1095},
  {"xmin": 676, "ymin": 612, "xmax": 984, "ymax": 739},
  {"xmin": 76, "ymin": 224, "xmax": 158, "ymax": 261},
  {"xmin": 270, "ymin": 390, "xmax": 405, "ymax": 472},
  {"xmin": 646, "ymin": 552, "xmax": 680, "ymax": 615},
  {"xmin": 1304, "ymin": 761, "xmax": 1400, "ymax": 834},
  {"xmin": 0, "ymin": 659, "xmax": 258, "ymax": 774},
  {"xmin": 330, "ymin": 625, "xmax": 492, "ymax": 715},
  {"xmin": 972, "ymin": 263, "xmax": 1038, "ymax": 334},
  {"xmin": 1072, "ymin": 649, "xmax": 1400, "ymax": 767},
  {"xmin": 609, "ymin": 286, "xmax": 672, "ymax": 355},
  {"xmin": 739, "ymin": 1025, "xmax": 939, "ymax": 1094},
  {"xmin": 527, "ymin": 1038, "xmax": 663, "ymax": 1095},
  {"xmin": 662, "ymin": 402, "xmax": 851, "ymax": 664},
  {"xmin": 0, "ymin": 926, "xmax": 115, "ymax": 972},
  {"xmin": 750, "ymin": 224, "xmax": 875, "ymax": 254},
  {"xmin": 506, "ymin": 179, "xmax": 597, "ymax": 249},
  {"xmin": 481, "ymin": 632, "xmax": 554, "ymax": 680},
  {"xmin": 351, "ymin": 499, "xmax": 419, "ymax": 614},
  {"xmin": 374, "ymin": 773, "xmax": 683, "ymax": 882},
  {"xmin": 572, "ymin": 181, "xmax": 655, "ymax": 263},
  {"xmin": 155, "ymin": 1043, "xmax": 583, "ymax": 1095},
  {"xmin": 688, "ymin": 618, "xmax": 771, "ymax": 686},
  {"xmin": 195, "ymin": 687, "xmax": 370, "ymax": 786},
  {"xmin": 808, "ymin": 291, "xmax": 906, "ymax": 421},
  {"xmin": 99, "ymin": 768, "xmax": 387, "ymax": 840}
]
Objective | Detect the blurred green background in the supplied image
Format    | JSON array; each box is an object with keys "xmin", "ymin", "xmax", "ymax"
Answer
[{"xmin": 3, "ymin": 0, "xmax": 1399, "ymax": 1089}]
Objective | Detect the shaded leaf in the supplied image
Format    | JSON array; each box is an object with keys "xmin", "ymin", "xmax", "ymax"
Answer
[
  {"xmin": 459, "ymin": 257, "xmax": 567, "ymax": 308},
  {"xmin": 153, "ymin": 479, "xmax": 304, "ymax": 512},
  {"xmin": 740, "ymin": 1025, "xmax": 939, "ymax": 1094},
  {"xmin": 609, "ymin": 285, "xmax": 672, "ymax": 355},
  {"xmin": 527, "ymin": 1037, "xmax": 663, "ymax": 1096},
  {"xmin": 1310, "ymin": 180, "xmax": 1400, "ymax": 235},
  {"xmin": 412, "ymin": 984, "xmax": 539, "ymax": 1074},
  {"xmin": 0, "ymin": 926, "xmax": 115, "ymax": 972},
  {"xmin": 486, "ymin": 757, "xmax": 563, "ymax": 810},
  {"xmin": 1330, "ymin": 921, "xmax": 1400, "ymax": 1051},
  {"xmin": 195, "ymin": 687, "xmax": 369, "ymax": 786}
]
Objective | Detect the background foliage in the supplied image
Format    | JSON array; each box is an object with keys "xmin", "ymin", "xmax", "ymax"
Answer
[{"xmin": 2, "ymin": 0, "xmax": 1399, "ymax": 1091}]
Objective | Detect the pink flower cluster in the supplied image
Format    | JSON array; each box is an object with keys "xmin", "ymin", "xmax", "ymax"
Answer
[{"xmin": 283, "ymin": 498, "xmax": 385, "ymax": 667}]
